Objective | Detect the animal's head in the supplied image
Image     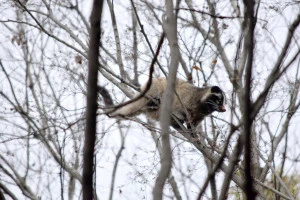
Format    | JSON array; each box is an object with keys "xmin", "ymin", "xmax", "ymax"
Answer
[{"xmin": 205, "ymin": 86, "xmax": 226, "ymax": 113}]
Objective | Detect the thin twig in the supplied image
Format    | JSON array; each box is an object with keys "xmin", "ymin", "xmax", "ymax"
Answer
[
  {"xmin": 108, "ymin": 124, "xmax": 126, "ymax": 200},
  {"xmin": 130, "ymin": 0, "xmax": 167, "ymax": 76},
  {"xmin": 196, "ymin": 125, "xmax": 240, "ymax": 199},
  {"xmin": 254, "ymin": 178, "xmax": 293, "ymax": 200},
  {"xmin": 177, "ymin": 7, "xmax": 241, "ymax": 19},
  {"xmin": 106, "ymin": 0, "xmax": 129, "ymax": 80},
  {"xmin": 104, "ymin": 33, "xmax": 165, "ymax": 113},
  {"xmin": 14, "ymin": 0, "xmax": 86, "ymax": 57}
]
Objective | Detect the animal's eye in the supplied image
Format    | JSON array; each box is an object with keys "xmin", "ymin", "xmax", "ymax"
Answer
[{"xmin": 210, "ymin": 95, "xmax": 218, "ymax": 101}]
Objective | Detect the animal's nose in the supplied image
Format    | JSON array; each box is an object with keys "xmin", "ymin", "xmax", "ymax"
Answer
[{"xmin": 219, "ymin": 105, "xmax": 226, "ymax": 112}]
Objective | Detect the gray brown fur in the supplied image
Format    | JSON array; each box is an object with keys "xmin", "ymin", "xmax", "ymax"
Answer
[{"xmin": 110, "ymin": 77, "xmax": 226, "ymax": 130}]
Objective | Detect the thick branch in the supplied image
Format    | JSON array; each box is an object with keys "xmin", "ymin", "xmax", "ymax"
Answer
[
  {"xmin": 242, "ymin": 0, "xmax": 257, "ymax": 198},
  {"xmin": 82, "ymin": 0, "xmax": 104, "ymax": 200}
]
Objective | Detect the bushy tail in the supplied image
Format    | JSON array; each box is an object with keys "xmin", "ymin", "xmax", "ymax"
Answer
[
  {"xmin": 109, "ymin": 95, "xmax": 148, "ymax": 117},
  {"xmin": 98, "ymin": 85, "xmax": 147, "ymax": 117},
  {"xmin": 98, "ymin": 86, "xmax": 113, "ymax": 106}
]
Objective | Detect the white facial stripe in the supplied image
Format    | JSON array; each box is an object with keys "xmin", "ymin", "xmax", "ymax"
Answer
[
  {"xmin": 201, "ymin": 92, "xmax": 210, "ymax": 102},
  {"xmin": 213, "ymin": 93, "xmax": 222, "ymax": 98}
]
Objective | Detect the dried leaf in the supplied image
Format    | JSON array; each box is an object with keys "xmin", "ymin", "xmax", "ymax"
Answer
[
  {"xmin": 222, "ymin": 23, "xmax": 229, "ymax": 29},
  {"xmin": 193, "ymin": 65, "xmax": 201, "ymax": 71},
  {"xmin": 75, "ymin": 55, "xmax": 82, "ymax": 64},
  {"xmin": 11, "ymin": 35, "xmax": 22, "ymax": 46}
]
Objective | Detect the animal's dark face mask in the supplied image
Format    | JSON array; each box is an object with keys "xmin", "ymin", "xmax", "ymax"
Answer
[{"xmin": 208, "ymin": 86, "xmax": 226, "ymax": 112}]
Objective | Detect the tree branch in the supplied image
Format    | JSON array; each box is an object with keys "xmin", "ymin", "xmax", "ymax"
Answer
[
  {"xmin": 82, "ymin": 0, "xmax": 104, "ymax": 199},
  {"xmin": 152, "ymin": 1, "xmax": 180, "ymax": 198},
  {"xmin": 242, "ymin": 0, "xmax": 257, "ymax": 198}
]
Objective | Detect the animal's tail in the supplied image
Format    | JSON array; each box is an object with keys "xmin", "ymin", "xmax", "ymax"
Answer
[
  {"xmin": 97, "ymin": 85, "xmax": 147, "ymax": 117},
  {"xmin": 97, "ymin": 85, "xmax": 113, "ymax": 106},
  {"xmin": 109, "ymin": 94, "xmax": 148, "ymax": 117}
]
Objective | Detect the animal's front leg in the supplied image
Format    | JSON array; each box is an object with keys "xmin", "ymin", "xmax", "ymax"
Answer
[
  {"xmin": 170, "ymin": 115, "xmax": 185, "ymax": 131},
  {"xmin": 185, "ymin": 113, "xmax": 196, "ymax": 131},
  {"xmin": 185, "ymin": 118, "xmax": 202, "ymax": 142}
]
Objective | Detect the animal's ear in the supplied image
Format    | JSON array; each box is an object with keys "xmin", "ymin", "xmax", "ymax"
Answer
[{"xmin": 211, "ymin": 86, "xmax": 221, "ymax": 93}]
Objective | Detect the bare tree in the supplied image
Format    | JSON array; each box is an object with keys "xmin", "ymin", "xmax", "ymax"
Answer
[
  {"xmin": 82, "ymin": 0, "xmax": 104, "ymax": 200},
  {"xmin": 0, "ymin": 0, "xmax": 299, "ymax": 199}
]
